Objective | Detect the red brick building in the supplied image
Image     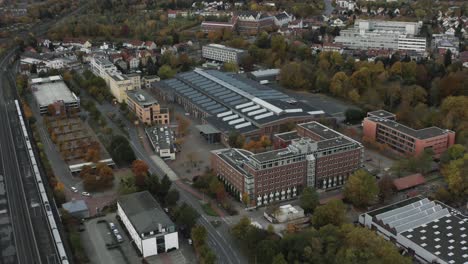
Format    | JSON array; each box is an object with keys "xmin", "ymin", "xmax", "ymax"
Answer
[
  {"xmin": 362, "ymin": 110, "xmax": 455, "ymax": 158},
  {"xmin": 211, "ymin": 121, "xmax": 363, "ymax": 206}
]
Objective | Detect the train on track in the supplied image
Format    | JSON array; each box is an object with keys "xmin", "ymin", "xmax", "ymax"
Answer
[{"xmin": 15, "ymin": 100, "xmax": 69, "ymax": 264}]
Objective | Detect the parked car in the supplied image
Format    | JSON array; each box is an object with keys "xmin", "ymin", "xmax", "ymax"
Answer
[
  {"xmin": 113, "ymin": 229, "xmax": 119, "ymax": 234},
  {"xmin": 115, "ymin": 234, "xmax": 123, "ymax": 243},
  {"xmin": 81, "ymin": 192, "xmax": 91, "ymax": 197},
  {"xmin": 71, "ymin": 187, "xmax": 78, "ymax": 193},
  {"xmin": 109, "ymin": 222, "xmax": 116, "ymax": 230}
]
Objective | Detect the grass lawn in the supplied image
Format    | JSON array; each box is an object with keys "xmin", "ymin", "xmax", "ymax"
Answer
[{"xmin": 201, "ymin": 202, "xmax": 219, "ymax": 217}]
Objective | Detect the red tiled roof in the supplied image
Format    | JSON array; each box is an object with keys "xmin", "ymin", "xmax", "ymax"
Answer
[{"xmin": 393, "ymin": 173, "xmax": 426, "ymax": 191}]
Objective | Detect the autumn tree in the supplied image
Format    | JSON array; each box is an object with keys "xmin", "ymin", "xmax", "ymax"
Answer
[
  {"xmin": 378, "ymin": 175, "xmax": 394, "ymax": 203},
  {"xmin": 344, "ymin": 169, "xmax": 378, "ymax": 208},
  {"xmin": 222, "ymin": 62, "xmax": 239, "ymax": 72},
  {"xmin": 279, "ymin": 62, "xmax": 308, "ymax": 90},
  {"xmin": 175, "ymin": 113, "xmax": 191, "ymax": 137},
  {"xmin": 132, "ymin": 160, "xmax": 149, "ymax": 188}
]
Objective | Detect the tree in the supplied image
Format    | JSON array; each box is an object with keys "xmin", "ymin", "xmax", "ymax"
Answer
[
  {"xmin": 311, "ymin": 200, "xmax": 346, "ymax": 229},
  {"xmin": 191, "ymin": 225, "xmax": 207, "ymax": 248},
  {"xmin": 222, "ymin": 62, "xmax": 239, "ymax": 72},
  {"xmin": 109, "ymin": 135, "xmax": 136, "ymax": 165},
  {"xmin": 279, "ymin": 62, "xmax": 308, "ymax": 90},
  {"xmin": 132, "ymin": 160, "xmax": 149, "ymax": 188},
  {"xmin": 175, "ymin": 114, "xmax": 191, "ymax": 136},
  {"xmin": 228, "ymin": 131, "xmax": 245, "ymax": 148},
  {"xmin": 158, "ymin": 64, "xmax": 176, "ymax": 79},
  {"xmin": 345, "ymin": 109, "xmax": 365, "ymax": 123},
  {"xmin": 444, "ymin": 49, "xmax": 452, "ymax": 67},
  {"xmin": 378, "ymin": 175, "xmax": 394, "ymax": 203},
  {"xmin": 165, "ymin": 189, "xmax": 180, "ymax": 207},
  {"xmin": 231, "ymin": 216, "xmax": 251, "ymax": 240},
  {"xmin": 174, "ymin": 203, "xmax": 200, "ymax": 231},
  {"xmin": 272, "ymin": 253, "xmax": 287, "ymax": 264},
  {"xmin": 299, "ymin": 187, "xmax": 319, "ymax": 214},
  {"xmin": 344, "ymin": 169, "xmax": 378, "ymax": 207},
  {"xmin": 441, "ymin": 154, "xmax": 468, "ymax": 201},
  {"xmin": 158, "ymin": 175, "xmax": 172, "ymax": 201},
  {"xmin": 440, "ymin": 144, "xmax": 465, "ymax": 164}
]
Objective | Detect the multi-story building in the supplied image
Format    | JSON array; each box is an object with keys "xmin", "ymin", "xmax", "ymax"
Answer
[
  {"xmin": 153, "ymin": 69, "xmax": 329, "ymax": 146},
  {"xmin": 363, "ymin": 110, "xmax": 455, "ymax": 158},
  {"xmin": 117, "ymin": 191, "xmax": 179, "ymax": 257},
  {"xmin": 211, "ymin": 121, "xmax": 363, "ymax": 206},
  {"xmin": 126, "ymin": 90, "xmax": 169, "ymax": 125},
  {"xmin": 30, "ymin": 76, "xmax": 80, "ymax": 115},
  {"xmin": 142, "ymin": 75, "xmax": 161, "ymax": 88},
  {"xmin": 90, "ymin": 57, "xmax": 141, "ymax": 103},
  {"xmin": 236, "ymin": 11, "xmax": 275, "ymax": 34},
  {"xmin": 202, "ymin": 44, "xmax": 246, "ymax": 64},
  {"xmin": 359, "ymin": 196, "xmax": 467, "ymax": 264},
  {"xmin": 90, "ymin": 57, "xmax": 118, "ymax": 77},
  {"xmin": 334, "ymin": 20, "xmax": 427, "ymax": 53},
  {"xmin": 201, "ymin": 16, "xmax": 238, "ymax": 33}
]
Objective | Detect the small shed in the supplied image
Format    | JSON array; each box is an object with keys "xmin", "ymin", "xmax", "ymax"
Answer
[
  {"xmin": 62, "ymin": 200, "xmax": 89, "ymax": 219},
  {"xmin": 393, "ymin": 173, "xmax": 426, "ymax": 191}
]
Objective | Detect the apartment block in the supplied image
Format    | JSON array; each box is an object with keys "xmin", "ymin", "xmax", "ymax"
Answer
[
  {"xmin": 202, "ymin": 44, "xmax": 246, "ymax": 64},
  {"xmin": 90, "ymin": 57, "xmax": 141, "ymax": 103},
  {"xmin": 211, "ymin": 121, "xmax": 363, "ymax": 206},
  {"xmin": 334, "ymin": 20, "xmax": 427, "ymax": 53},
  {"xmin": 363, "ymin": 110, "xmax": 455, "ymax": 158},
  {"xmin": 126, "ymin": 90, "xmax": 169, "ymax": 125}
]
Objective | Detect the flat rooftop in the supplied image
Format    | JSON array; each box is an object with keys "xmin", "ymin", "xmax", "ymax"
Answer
[
  {"xmin": 118, "ymin": 191, "xmax": 174, "ymax": 235},
  {"xmin": 127, "ymin": 89, "xmax": 159, "ymax": 108},
  {"xmin": 365, "ymin": 197, "xmax": 468, "ymax": 264},
  {"xmin": 368, "ymin": 117, "xmax": 452, "ymax": 140},
  {"xmin": 31, "ymin": 76, "xmax": 78, "ymax": 107},
  {"xmin": 145, "ymin": 126, "xmax": 175, "ymax": 151},
  {"xmin": 367, "ymin": 109, "xmax": 396, "ymax": 119},
  {"xmin": 204, "ymin": 44, "xmax": 245, "ymax": 53},
  {"xmin": 156, "ymin": 69, "xmax": 326, "ymax": 134}
]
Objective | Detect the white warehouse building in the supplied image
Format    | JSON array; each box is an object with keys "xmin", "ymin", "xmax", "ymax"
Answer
[
  {"xmin": 202, "ymin": 44, "xmax": 247, "ymax": 64},
  {"xmin": 117, "ymin": 191, "xmax": 179, "ymax": 257},
  {"xmin": 359, "ymin": 196, "xmax": 467, "ymax": 264},
  {"xmin": 334, "ymin": 20, "xmax": 427, "ymax": 53}
]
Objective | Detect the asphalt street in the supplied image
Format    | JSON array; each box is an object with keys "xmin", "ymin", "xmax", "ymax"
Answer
[{"xmin": 0, "ymin": 52, "xmax": 42, "ymax": 263}]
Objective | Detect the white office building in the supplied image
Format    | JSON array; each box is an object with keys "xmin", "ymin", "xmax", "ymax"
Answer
[
  {"xmin": 334, "ymin": 20, "xmax": 427, "ymax": 52},
  {"xmin": 117, "ymin": 191, "xmax": 179, "ymax": 258},
  {"xmin": 202, "ymin": 44, "xmax": 247, "ymax": 64}
]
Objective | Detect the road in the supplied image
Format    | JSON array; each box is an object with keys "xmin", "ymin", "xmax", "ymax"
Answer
[{"xmin": 0, "ymin": 51, "xmax": 42, "ymax": 263}]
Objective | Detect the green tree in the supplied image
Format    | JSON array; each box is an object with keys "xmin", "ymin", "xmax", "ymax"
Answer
[
  {"xmin": 231, "ymin": 216, "xmax": 251, "ymax": 240},
  {"xmin": 441, "ymin": 154, "xmax": 468, "ymax": 201},
  {"xmin": 191, "ymin": 225, "xmax": 207, "ymax": 248},
  {"xmin": 336, "ymin": 226, "xmax": 412, "ymax": 264},
  {"xmin": 165, "ymin": 189, "xmax": 180, "ymax": 207},
  {"xmin": 440, "ymin": 144, "xmax": 466, "ymax": 164},
  {"xmin": 272, "ymin": 253, "xmax": 287, "ymax": 264},
  {"xmin": 299, "ymin": 187, "xmax": 319, "ymax": 214},
  {"xmin": 344, "ymin": 169, "xmax": 378, "ymax": 207},
  {"xmin": 222, "ymin": 62, "xmax": 239, "ymax": 72},
  {"xmin": 311, "ymin": 200, "xmax": 347, "ymax": 228},
  {"xmin": 345, "ymin": 109, "xmax": 365, "ymax": 123},
  {"xmin": 158, "ymin": 64, "xmax": 176, "ymax": 79},
  {"xmin": 174, "ymin": 203, "xmax": 200, "ymax": 231},
  {"xmin": 109, "ymin": 135, "xmax": 136, "ymax": 165}
]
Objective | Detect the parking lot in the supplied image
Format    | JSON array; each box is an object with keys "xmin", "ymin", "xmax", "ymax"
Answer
[
  {"xmin": 81, "ymin": 213, "xmax": 196, "ymax": 264},
  {"xmin": 81, "ymin": 213, "xmax": 139, "ymax": 264}
]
